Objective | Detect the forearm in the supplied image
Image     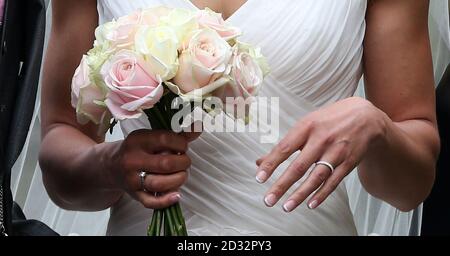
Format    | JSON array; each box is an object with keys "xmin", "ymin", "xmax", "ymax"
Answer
[
  {"xmin": 39, "ymin": 123, "xmax": 123, "ymax": 211},
  {"xmin": 359, "ymin": 115, "xmax": 439, "ymax": 211}
]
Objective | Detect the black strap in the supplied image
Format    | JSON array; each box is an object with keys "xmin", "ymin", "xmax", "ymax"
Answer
[
  {"xmin": 0, "ymin": 0, "xmax": 52, "ymax": 236},
  {"xmin": 11, "ymin": 202, "xmax": 59, "ymax": 236}
]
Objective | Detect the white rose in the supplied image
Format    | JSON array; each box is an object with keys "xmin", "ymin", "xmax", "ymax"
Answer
[
  {"xmin": 160, "ymin": 8, "xmax": 199, "ymax": 46},
  {"xmin": 135, "ymin": 25, "xmax": 179, "ymax": 80},
  {"xmin": 94, "ymin": 21, "xmax": 117, "ymax": 48},
  {"xmin": 86, "ymin": 43, "xmax": 113, "ymax": 86},
  {"xmin": 71, "ymin": 55, "xmax": 111, "ymax": 128}
]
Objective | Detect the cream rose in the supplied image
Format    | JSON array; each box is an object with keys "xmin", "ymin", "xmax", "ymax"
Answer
[
  {"xmin": 94, "ymin": 22, "xmax": 117, "ymax": 48},
  {"xmin": 160, "ymin": 8, "xmax": 198, "ymax": 46},
  {"xmin": 86, "ymin": 42, "xmax": 114, "ymax": 88},
  {"xmin": 196, "ymin": 8, "xmax": 241, "ymax": 41},
  {"xmin": 71, "ymin": 55, "xmax": 110, "ymax": 126},
  {"xmin": 135, "ymin": 25, "xmax": 179, "ymax": 80},
  {"xmin": 140, "ymin": 6, "xmax": 172, "ymax": 26},
  {"xmin": 172, "ymin": 28, "xmax": 232, "ymax": 94},
  {"xmin": 101, "ymin": 50, "xmax": 164, "ymax": 120}
]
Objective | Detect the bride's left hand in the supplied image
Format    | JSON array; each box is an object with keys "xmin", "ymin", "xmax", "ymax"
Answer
[{"xmin": 256, "ymin": 97, "xmax": 388, "ymax": 212}]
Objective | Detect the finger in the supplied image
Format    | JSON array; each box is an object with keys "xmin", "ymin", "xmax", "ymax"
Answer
[
  {"xmin": 144, "ymin": 172, "xmax": 188, "ymax": 193},
  {"xmin": 136, "ymin": 191, "xmax": 181, "ymax": 209},
  {"xmin": 129, "ymin": 130, "xmax": 188, "ymax": 153},
  {"xmin": 281, "ymin": 163, "xmax": 332, "ymax": 212},
  {"xmin": 263, "ymin": 143, "xmax": 322, "ymax": 207},
  {"xmin": 183, "ymin": 132, "xmax": 202, "ymax": 142},
  {"xmin": 256, "ymin": 155, "xmax": 268, "ymax": 166},
  {"xmin": 126, "ymin": 153, "xmax": 191, "ymax": 174},
  {"xmin": 307, "ymin": 161, "xmax": 356, "ymax": 210},
  {"xmin": 256, "ymin": 123, "xmax": 310, "ymax": 183},
  {"xmin": 282, "ymin": 146, "xmax": 347, "ymax": 212},
  {"xmin": 182, "ymin": 122, "xmax": 203, "ymax": 142}
]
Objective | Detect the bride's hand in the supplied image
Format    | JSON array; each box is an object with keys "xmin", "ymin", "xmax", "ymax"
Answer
[
  {"xmin": 256, "ymin": 97, "xmax": 388, "ymax": 212},
  {"xmin": 182, "ymin": 131, "xmax": 202, "ymax": 142},
  {"xmin": 109, "ymin": 129, "xmax": 191, "ymax": 209},
  {"xmin": 182, "ymin": 122, "xmax": 204, "ymax": 142}
]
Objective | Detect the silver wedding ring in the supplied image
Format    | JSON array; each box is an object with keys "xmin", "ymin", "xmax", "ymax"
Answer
[
  {"xmin": 316, "ymin": 161, "xmax": 335, "ymax": 173},
  {"xmin": 139, "ymin": 171, "xmax": 148, "ymax": 192}
]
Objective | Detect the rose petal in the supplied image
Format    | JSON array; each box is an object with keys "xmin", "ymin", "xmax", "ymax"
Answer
[
  {"xmin": 105, "ymin": 94, "xmax": 142, "ymax": 120},
  {"xmin": 120, "ymin": 82, "xmax": 164, "ymax": 111}
]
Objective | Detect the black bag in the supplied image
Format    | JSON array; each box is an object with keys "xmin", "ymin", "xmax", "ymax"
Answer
[
  {"xmin": 0, "ymin": 0, "xmax": 58, "ymax": 236},
  {"xmin": 422, "ymin": 64, "xmax": 450, "ymax": 236},
  {"xmin": 10, "ymin": 202, "xmax": 58, "ymax": 236}
]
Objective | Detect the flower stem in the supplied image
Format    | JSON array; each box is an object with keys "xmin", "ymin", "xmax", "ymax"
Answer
[
  {"xmin": 169, "ymin": 205, "xmax": 183, "ymax": 235},
  {"xmin": 170, "ymin": 202, "xmax": 186, "ymax": 235},
  {"xmin": 164, "ymin": 212, "xmax": 170, "ymax": 236},
  {"xmin": 145, "ymin": 93, "xmax": 189, "ymax": 236},
  {"xmin": 164, "ymin": 208, "xmax": 176, "ymax": 236},
  {"xmin": 147, "ymin": 209, "xmax": 157, "ymax": 236},
  {"xmin": 155, "ymin": 209, "xmax": 163, "ymax": 236}
]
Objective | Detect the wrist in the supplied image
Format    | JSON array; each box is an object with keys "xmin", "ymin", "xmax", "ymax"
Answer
[{"xmin": 366, "ymin": 101, "xmax": 390, "ymax": 148}]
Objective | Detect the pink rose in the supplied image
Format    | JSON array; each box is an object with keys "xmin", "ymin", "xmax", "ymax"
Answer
[
  {"xmin": 173, "ymin": 29, "xmax": 232, "ymax": 93},
  {"xmin": 196, "ymin": 8, "xmax": 241, "ymax": 41},
  {"xmin": 214, "ymin": 51, "xmax": 264, "ymax": 121},
  {"xmin": 71, "ymin": 55, "xmax": 110, "ymax": 126},
  {"xmin": 95, "ymin": 10, "xmax": 144, "ymax": 50},
  {"xmin": 95, "ymin": 7, "xmax": 172, "ymax": 50},
  {"xmin": 230, "ymin": 51, "xmax": 263, "ymax": 97},
  {"xmin": 111, "ymin": 10, "xmax": 143, "ymax": 49},
  {"xmin": 101, "ymin": 50, "xmax": 164, "ymax": 120},
  {"xmin": 215, "ymin": 51, "xmax": 263, "ymax": 100}
]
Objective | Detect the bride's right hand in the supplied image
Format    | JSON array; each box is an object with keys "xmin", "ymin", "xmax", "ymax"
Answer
[{"xmin": 108, "ymin": 129, "xmax": 191, "ymax": 209}]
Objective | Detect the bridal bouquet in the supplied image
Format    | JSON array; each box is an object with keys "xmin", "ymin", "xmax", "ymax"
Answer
[{"xmin": 70, "ymin": 6, "xmax": 269, "ymax": 236}]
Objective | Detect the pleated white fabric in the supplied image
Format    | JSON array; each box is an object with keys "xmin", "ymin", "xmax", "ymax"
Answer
[
  {"xmin": 10, "ymin": 0, "xmax": 450, "ymax": 236},
  {"xmin": 430, "ymin": 0, "xmax": 450, "ymax": 82}
]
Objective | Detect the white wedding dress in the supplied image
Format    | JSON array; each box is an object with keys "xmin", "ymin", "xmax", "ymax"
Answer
[
  {"xmin": 8, "ymin": 0, "xmax": 449, "ymax": 236},
  {"xmin": 102, "ymin": 0, "xmax": 365, "ymax": 236}
]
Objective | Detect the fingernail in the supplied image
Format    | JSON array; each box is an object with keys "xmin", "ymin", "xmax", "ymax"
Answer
[
  {"xmin": 171, "ymin": 193, "xmax": 181, "ymax": 202},
  {"xmin": 283, "ymin": 200, "xmax": 297, "ymax": 213},
  {"xmin": 308, "ymin": 200, "xmax": 318, "ymax": 210},
  {"xmin": 264, "ymin": 194, "xmax": 277, "ymax": 207},
  {"xmin": 256, "ymin": 169, "xmax": 268, "ymax": 183}
]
